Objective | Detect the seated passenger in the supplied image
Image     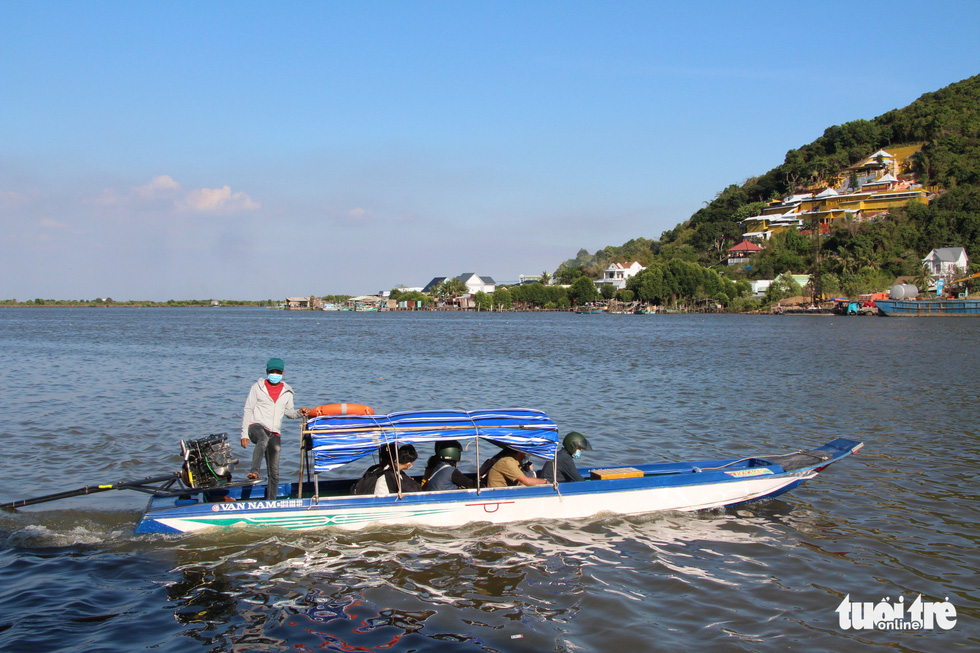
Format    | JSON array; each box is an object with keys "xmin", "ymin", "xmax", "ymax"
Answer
[
  {"xmin": 422, "ymin": 440, "xmax": 475, "ymax": 490},
  {"xmin": 351, "ymin": 444, "xmax": 394, "ymax": 490},
  {"xmin": 352, "ymin": 444, "xmax": 421, "ymax": 495},
  {"xmin": 541, "ymin": 431, "xmax": 593, "ymax": 483},
  {"xmin": 483, "ymin": 447, "xmax": 549, "ymax": 488}
]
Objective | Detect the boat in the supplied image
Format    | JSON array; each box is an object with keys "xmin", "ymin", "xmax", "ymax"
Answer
[
  {"xmin": 876, "ymin": 298, "xmax": 980, "ymax": 316},
  {"xmin": 142, "ymin": 409, "xmax": 862, "ymax": 533},
  {"xmin": 831, "ymin": 298, "xmax": 879, "ymax": 316},
  {"xmin": 832, "ymin": 298, "xmax": 859, "ymax": 315},
  {"xmin": 3, "ymin": 409, "xmax": 862, "ymax": 534}
]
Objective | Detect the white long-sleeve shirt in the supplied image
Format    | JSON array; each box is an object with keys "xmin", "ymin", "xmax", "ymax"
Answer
[{"xmin": 241, "ymin": 379, "xmax": 301, "ymax": 439}]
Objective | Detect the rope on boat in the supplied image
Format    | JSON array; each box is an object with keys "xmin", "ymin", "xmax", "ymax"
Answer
[{"xmin": 376, "ymin": 413, "xmax": 405, "ymax": 499}]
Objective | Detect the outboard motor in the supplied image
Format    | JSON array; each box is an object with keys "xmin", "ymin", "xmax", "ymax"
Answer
[{"xmin": 180, "ymin": 433, "xmax": 238, "ymax": 488}]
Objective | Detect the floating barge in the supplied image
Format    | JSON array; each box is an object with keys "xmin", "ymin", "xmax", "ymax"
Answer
[{"xmin": 876, "ymin": 298, "xmax": 980, "ymax": 316}]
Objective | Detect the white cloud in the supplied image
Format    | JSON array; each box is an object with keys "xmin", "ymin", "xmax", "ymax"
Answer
[
  {"xmin": 88, "ymin": 177, "xmax": 260, "ymax": 214},
  {"xmin": 88, "ymin": 176, "xmax": 179, "ymax": 207},
  {"xmin": 134, "ymin": 175, "xmax": 181, "ymax": 200},
  {"xmin": 180, "ymin": 185, "xmax": 261, "ymax": 213}
]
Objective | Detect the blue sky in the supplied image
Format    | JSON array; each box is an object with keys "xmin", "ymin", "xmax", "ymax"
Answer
[{"xmin": 2, "ymin": 1, "xmax": 978, "ymax": 300}]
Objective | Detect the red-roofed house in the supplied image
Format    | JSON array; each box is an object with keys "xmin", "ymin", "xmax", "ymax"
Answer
[{"xmin": 726, "ymin": 240, "xmax": 763, "ymax": 266}]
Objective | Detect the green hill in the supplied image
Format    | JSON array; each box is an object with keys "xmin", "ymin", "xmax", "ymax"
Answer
[{"xmin": 557, "ymin": 74, "xmax": 980, "ymax": 299}]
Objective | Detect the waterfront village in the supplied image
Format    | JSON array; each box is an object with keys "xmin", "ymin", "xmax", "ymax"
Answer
[
  {"xmin": 9, "ymin": 148, "xmax": 974, "ymax": 314},
  {"xmin": 284, "ymin": 146, "xmax": 975, "ymax": 315}
]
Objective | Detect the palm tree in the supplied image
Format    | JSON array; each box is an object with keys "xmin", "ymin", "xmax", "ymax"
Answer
[
  {"xmin": 437, "ymin": 278, "xmax": 468, "ymax": 303},
  {"xmin": 913, "ymin": 265, "xmax": 932, "ymax": 292}
]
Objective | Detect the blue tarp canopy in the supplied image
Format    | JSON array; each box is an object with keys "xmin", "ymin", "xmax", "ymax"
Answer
[{"xmin": 306, "ymin": 408, "xmax": 560, "ymax": 473}]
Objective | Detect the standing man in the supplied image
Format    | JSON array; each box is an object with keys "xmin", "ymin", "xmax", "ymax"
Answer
[{"xmin": 241, "ymin": 357, "xmax": 309, "ymax": 499}]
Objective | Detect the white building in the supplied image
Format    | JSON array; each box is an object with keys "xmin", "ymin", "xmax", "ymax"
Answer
[
  {"xmin": 922, "ymin": 248, "xmax": 968, "ymax": 279},
  {"xmin": 750, "ymin": 280, "xmax": 772, "ymax": 298},
  {"xmin": 457, "ymin": 273, "xmax": 496, "ymax": 294},
  {"xmin": 598, "ymin": 262, "xmax": 645, "ymax": 291}
]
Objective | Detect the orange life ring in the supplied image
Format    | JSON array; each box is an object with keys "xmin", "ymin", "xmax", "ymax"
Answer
[{"xmin": 308, "ymin": 403, "xmax": 375, "ymax": 417}]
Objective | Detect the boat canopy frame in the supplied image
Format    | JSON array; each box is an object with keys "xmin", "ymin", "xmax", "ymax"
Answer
[{"xmin": 299, "ymin": 408, "xmax": 561, "ymax": 501}]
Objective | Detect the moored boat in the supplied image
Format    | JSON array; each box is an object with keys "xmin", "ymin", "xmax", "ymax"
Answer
[{"xmin": 876, "ymin": 298, "xmax": 980, "ymax": 316}]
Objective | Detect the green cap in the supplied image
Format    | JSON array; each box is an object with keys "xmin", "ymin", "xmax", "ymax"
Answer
[{"xmin": 266, "ymin": 357, "xmax": 285, "ymax": 372}]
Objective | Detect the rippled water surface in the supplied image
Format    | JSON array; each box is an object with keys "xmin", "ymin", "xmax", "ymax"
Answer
[{"xmin": 1, "ymin": 308, "xmax": 977, "ymax": 651}]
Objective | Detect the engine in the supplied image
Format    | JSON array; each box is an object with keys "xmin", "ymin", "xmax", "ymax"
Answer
[{"xmin": 180, "ymin": 433, "xmax": 238, "ymax": 488}]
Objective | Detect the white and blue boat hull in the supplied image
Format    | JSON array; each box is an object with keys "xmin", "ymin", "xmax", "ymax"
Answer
[{"xmin": 136, "ymin": 438, "xmax": 862, "ymax": 534}]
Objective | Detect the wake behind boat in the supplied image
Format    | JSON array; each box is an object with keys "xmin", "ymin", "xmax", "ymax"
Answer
[{"xmin": 3, "ymin": 408, "xmax": 862, "ymax": 533}]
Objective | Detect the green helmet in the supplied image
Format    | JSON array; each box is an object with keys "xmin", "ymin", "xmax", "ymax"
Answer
[
  {"xmin": 563, "ymin": 431, "xmax": 592, "ymax": 455},
  {"xmin": 435, "ymin": 440, "xmax": 462, "ymax": 462}
]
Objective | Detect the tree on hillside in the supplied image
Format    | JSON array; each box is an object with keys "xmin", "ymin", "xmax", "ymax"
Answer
[{"xmin": 554, "ymin": 264, "xmax": 587, "ymax": 285}]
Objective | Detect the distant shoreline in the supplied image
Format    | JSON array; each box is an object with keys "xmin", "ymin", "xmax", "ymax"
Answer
[
  {"xmin": 1, "ymin": 303, "xmax": 758, "ymax": 314},
  {"xmin": 0, "ymin": 301, "xmax": 273, "ymax": 308}
]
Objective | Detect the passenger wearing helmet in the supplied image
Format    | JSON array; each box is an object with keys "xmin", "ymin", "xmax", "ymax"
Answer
[
  {"xmin": 541, "ymin": 431, "xmax": 593, "ymax": 483},
  {"xmin": 422, "ymin": 440, "xmax": 475, "ymax": 491}
]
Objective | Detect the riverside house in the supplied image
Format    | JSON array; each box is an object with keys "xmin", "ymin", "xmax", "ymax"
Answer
[
  {"xmin": 422, "ymin": 274, "xmax": 496, "ymax": 295},
  {"xmin": 922, "ymin": 247, "xmax": 969, "ymax": 280},
  {"xmin": 598, "ymin": 262, "xmax": 645, "ymax": 291},
  {"xmin": 457, "ymin": 273, "xmax": 496, "ymax": 294},
  {"xmin": 285, "ymin": 296, "xmax": 314, "ymax": 309},
  {"xmin": 726, "ymin": 240, "xmax": 764, "ymax": 266}
]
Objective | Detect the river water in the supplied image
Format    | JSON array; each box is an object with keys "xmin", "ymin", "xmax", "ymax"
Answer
[{"xmin": 0, "ymin": 308, "xmax": 976, "ymax": 651}]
